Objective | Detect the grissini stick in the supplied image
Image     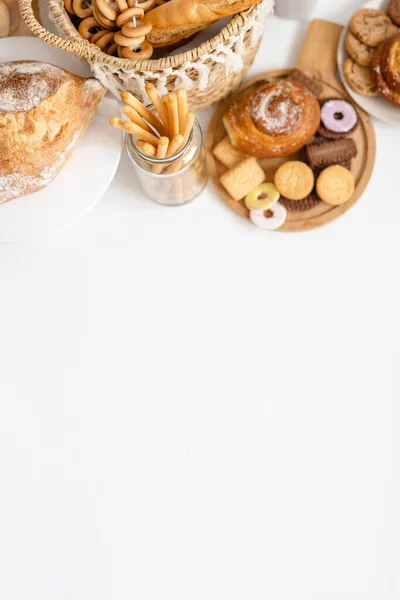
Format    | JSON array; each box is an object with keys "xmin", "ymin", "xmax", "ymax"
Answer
[
  {"xmin": 137, "ymin": 140, "xmax": 157, "ymax": 157},
  {"xmin": 109, "ymin": 116, "xmax": 159, "ymax": 145},
  {"xmin": 121, "ymin": 91, "xmax": 164, "ymax": 133},
  {"xmin": 167, "ymin": 134, "xmax": 184, "ymax": 157},
  {"xmin": 167, "ymin": 93, "xmax": 180, "ymax": 138},
  {"xmin": 123, "ymin": 105, "xmax": 153, "ymax": 133},
  {"xmin": 145, "ymin": 83, "xmax": 170, "ymax": 135},
  {"xmin": 180, "ymin": 112, "xmax": 195, "ymax": 150},
  {"xmin": 176, "ymin": 89, "xmax": 188, "ymax": 136},
  {"xmin": 152, "ymin": 136, "xmax": 169, "ymax": 174}
]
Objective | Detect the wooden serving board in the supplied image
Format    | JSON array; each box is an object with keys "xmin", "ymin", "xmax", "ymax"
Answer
[{"xmin": 206, "ymin": 19, "xmax": 376, "ymax": 232}]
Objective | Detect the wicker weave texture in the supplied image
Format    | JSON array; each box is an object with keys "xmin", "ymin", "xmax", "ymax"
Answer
[{"xmin": 19, "ymin": 0, "xmax": 273, "ymax": 110}]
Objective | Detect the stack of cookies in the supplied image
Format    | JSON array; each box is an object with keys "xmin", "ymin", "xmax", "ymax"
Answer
[{"xmin": 344, "ymin": 2, "xmax": 400, "ymax": 106}]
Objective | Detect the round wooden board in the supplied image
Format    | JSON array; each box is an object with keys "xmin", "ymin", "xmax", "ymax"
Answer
[{"xmin": 206, "ymin": 69, "xmax": 376, "ymax": 232}]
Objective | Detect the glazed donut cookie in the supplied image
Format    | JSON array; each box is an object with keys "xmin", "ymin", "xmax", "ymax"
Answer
[
  {"xmin": 274, "ymin": 161, "xmax": 314, "ymax": 201},
  {"xmin": 350, "ymin": 9, "xmax": 398, "ymax": 47},
  {"xmin": 318, "ymin": 98, "xmax": 359, "ymax": 140},
  {"xmin": 250, "ymin": 203, "xmax": 287, "ymax": 230}
]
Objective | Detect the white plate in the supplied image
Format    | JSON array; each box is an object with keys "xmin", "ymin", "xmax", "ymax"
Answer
[
  {"xmin": 0, "ymin": 37, "xmax": 121, "ymax": 244},
  {"xmin": 337, "ymin": 0, "xmax": 400, "ymax": 124}
]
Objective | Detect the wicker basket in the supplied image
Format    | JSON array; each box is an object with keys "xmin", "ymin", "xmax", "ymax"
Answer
[{"xmin": 19, "ymin": 0, "xmax": 273, "ymax": 111}]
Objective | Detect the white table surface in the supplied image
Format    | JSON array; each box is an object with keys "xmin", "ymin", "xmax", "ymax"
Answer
[{"xmin": 1, "ymin": 2, "xmax": 400, "ymax": 599}]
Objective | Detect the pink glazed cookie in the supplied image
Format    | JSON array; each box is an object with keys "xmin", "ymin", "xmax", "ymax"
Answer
[{"xmin": 318, "ymin": 98, "xmax": 359, "ymax": 140}]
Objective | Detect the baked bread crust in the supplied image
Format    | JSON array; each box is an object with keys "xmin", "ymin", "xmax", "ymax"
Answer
[
  {"xmin": 145, "ymin": 0, "xmax": 261, "ymax": 47},
  {"xmin": 371, "ymin": 38, "xmax": 400, "ymax": 107},
  {"xmin": 223, "ymin": 79, "xmax": 320, "ymax": 158},
  {"xmin": 380, "ymin": 34, "xmax": 400, "ymax": 93},
  {"xmin": 0, "ymin": 61, "xmax": 105, "ymax": 203}
]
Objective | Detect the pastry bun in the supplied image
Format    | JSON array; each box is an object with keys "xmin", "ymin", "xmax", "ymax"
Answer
[
  {"xmin": 145, "ymin": 0, "xmax": 261, "ymax": 47},
  {"xmin": 223, "ymin": 79, "xmax": 321, "ymax": 158}
]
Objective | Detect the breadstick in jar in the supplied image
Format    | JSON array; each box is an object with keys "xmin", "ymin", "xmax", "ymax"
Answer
[
  {"xmin": 167, "ymin": 134, "xmax": 184, "ymax": 158},
  {"xmin": 176, "ymin": 89, "xmax": 188, "ymax": 136},
  {"xmin": 121, "ymin": 91, "xmax": 164, "ymax": 134},
  {"xmin": 167, "ymin": 93, "xmax": 180, "ymax": 138},
  {"xmin": 109, "ymin": 117, "xmax": 159, "ymax": 145},
  {"xmin": 123, "ymin": 105, "xmax": 153, "ymax": 133},
  {"xmin": 145, "ymin": 83, "xmax": 170, "ymax": 135}
]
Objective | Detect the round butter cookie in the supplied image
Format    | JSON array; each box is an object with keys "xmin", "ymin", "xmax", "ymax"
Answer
[
  {"xmin": 274, "ymin": 161, "xmax": 314, "ymax": 201},
  {"xmin": 316, "ymin": 165, "xmax": 355, "ymax": 206}
]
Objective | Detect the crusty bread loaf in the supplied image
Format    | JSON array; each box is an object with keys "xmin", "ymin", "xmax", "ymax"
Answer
[
  {"xmin": 0, "ymin": 61, "xmax": 105, "ymax": 203},
  {"xmin": 145, "ymin": 0, "xmax": 261, "ymax": 47}
]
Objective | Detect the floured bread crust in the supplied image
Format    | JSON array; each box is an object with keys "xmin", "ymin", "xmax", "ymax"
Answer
[{"xmin": 0, "ymin": 61, "xmax": 105, "ymax": 203}]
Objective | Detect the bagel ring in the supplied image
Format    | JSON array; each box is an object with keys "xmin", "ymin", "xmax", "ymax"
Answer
[
  {"xmin": 72, "ymin": 0, "xmax": 93, "ymax": 18},
  {"xmin": 114, "ymin": 30, "xmax": 145, "ymax": 46},
  {"xmin": 94, "ymin": 0, "xmax": 117, "ymax": 21},
  {"xmin": 120, "ymin": 41, "xmax": 153, "ymax": 59},
  {"xmin": 78, "ymin": 16, "xmax": 101, "ymax": 39},
  {"xmin": 90, "ymin": 28, "xmax": 110, "ymax": 43},
  {"xmin": 114, "ymin": 0, "xmax": 128, "ymax": 9},
  {"xmin": 64, "ymin": 0, "xmax": 75, "ymax": 14},
  {"xmin": 121, "ymin": 19, "xmax": 152, "ymax": 39},
  {"xmin": 107, "ymin": 42, "xmax": 119, "ymax": 55},
  {"xmin": 93, "ymin": 2, "xmax": 117, "ymax": 28},
  {"xmin": 92, "ymin": 30, "xmax": 116, "ymax": 50},
  {"xmin": 116, "ymin": 6, "xmax": 144, "ymax": 27}
]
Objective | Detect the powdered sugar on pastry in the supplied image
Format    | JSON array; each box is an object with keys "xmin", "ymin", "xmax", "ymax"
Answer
[{"xmin": 0, "ymin": 61, "xmax": 68, "ymax": 113}]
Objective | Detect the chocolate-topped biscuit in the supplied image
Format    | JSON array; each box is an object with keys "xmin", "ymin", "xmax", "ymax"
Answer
[
  {"xmin": 389, "ymin": 0, "xmax": 400, "ymax": 26},
  {"xmin": 288, "ymin": 69, "xmax": 323, "ymax": 98},
  {"xmin": 280, "ymin": 194, "xmax": 321, "ymax": 212},
  {"xmin": 305, "ymin": 138, "xmax": 357, "ymax": 169}
]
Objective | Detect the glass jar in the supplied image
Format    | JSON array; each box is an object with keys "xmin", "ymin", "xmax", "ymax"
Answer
[
  {"xmin": 125, "ymin": 118, "xmax": 208, "ymax": 207},
  {"xmin": 0, "ymin": 0, "xmax": 21, "ymax": 37}
]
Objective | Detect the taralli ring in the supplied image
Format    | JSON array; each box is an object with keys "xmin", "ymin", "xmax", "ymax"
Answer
[
  {"xmin": 91, "ymin": 30, "xmax": 115, "ymax": 49},
  {"xmin": 116, "ymin": 6, "xmax": 144, "ymax": 26},
  {"xmin": 78, "ymin": 16, "xmax": 100, "ymax": 39},
  {"xmin": 94, "ymin": 0, "xmax": 117, "ymax": 21},
  {"xmin": 249, "ymin": 203, "xmax": 287, "ymax": 230},
  {"xmin": 115, "ymin": 30, "xmax": 145, "ymax": 46},
  {"xmin": 93, "ymin": 2, "xmax": 117, "ymax": 28},
  {"xmin": 64, "ymin": 0, "xmax": 75, "ymax": 13},
  {"xmin": 121, "ymin": 19, "xmax": 152, "ymax": 39},
  {"xmin": 72, "ymin": 0, "xmax": 93, "ymax": 18},
  {"xmin": 119, "ymin": 41, "xmax": 154, "ymax": 59}
]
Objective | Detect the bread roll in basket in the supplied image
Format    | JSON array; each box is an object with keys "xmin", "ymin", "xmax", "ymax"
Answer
[{"xmin": 19, "ymin": 0, "xmax": 273, "ymax": 111}]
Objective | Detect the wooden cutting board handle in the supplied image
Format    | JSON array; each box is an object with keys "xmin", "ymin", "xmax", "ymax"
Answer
[{"xmin": 296, "ymin": 19, "xmax": 344, "ymax": 85}]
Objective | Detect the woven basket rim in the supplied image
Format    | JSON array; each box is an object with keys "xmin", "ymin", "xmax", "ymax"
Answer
[{"xmin": 44, "ymin": 0, "xmax": 264, "ymax": 69}]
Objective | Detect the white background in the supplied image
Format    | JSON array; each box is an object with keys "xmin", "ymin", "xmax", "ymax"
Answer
[{"xmin": 1, "ymin": 1, "xmax": 400, "ymax": 599}]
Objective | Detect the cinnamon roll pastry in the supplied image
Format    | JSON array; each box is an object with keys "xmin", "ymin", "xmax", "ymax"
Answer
[{"xmin": 223, "ymin": 80, "xmax": 321, "ymax": 158}]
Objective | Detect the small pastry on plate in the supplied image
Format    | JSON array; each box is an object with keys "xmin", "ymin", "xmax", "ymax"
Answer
[
  {"xmin": 318, "ymin": 98, "xmax": 359, "ymax": 139},
  {"xmin": 346, "ymin": 31, "xmax": 375, "ymax": 67},
  {"xmin": 223, "ymin": 79, "xmax": 321, "ymax": 158}
]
